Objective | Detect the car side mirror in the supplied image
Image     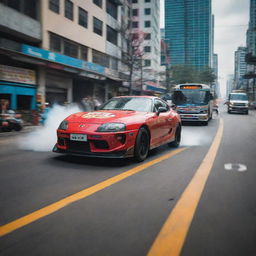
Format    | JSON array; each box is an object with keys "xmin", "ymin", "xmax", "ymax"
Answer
[{"xmin": 157, "ymin": 107, "xmax": 168, "ymax": 115}]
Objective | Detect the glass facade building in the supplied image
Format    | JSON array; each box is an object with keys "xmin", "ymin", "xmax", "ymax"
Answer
[{"xmin": 165, "ymin": 0, "xmax": 213, "ymax": 70}]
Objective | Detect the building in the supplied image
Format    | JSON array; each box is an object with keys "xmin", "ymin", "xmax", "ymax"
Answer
[
  {"xmin": 165, "ymin": 0, "xmax": 213, "ymax": 71},
  {"xmin": 245, "ymin": 0, "xmax": 256, "ymax": 100},
  {"xmin": 131, "ymin": 0, "xmax": 164, "ymax": 94},
  {"xmin": 0, "ymin": 0, "xmax": 131, "ymax": 122},
  {"xmin": 234, "ymin": 46, "xmax": 247, "ymax": 90},
  {"xmin": 226, "ymin": 74, "xmax": 235, "ymax": 97}
]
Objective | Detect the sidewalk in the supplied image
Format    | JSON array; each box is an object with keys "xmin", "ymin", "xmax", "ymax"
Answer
[{"xmin": 0, "ymin": 125, "xmax": 39, "ymax": 138}]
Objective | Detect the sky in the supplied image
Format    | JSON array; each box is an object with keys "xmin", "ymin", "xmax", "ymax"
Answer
[{"xmin": 160, "ymin": 0, "xmax": 250, "ymax": 97}]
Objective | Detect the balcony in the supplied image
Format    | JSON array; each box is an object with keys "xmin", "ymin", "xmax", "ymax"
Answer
[
  {"xmin": 0, "ymin": 3, "xmax": 41, "ymax": 43},
  {"xmin": 245, "ymin": 53, "xmax": 256, "ymax": 65}
]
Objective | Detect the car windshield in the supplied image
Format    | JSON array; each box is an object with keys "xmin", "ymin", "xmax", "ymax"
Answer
[
  {"xmin": 229, "ymin": 94, "xmax": 248, "ymax": 100},
  {"xmin": 100, "ymin": 97, "xmax": 152, "ymax": 112},
  {"xmin": 172, "ymin": 90, "xmax": 210, "ymax": 105}
]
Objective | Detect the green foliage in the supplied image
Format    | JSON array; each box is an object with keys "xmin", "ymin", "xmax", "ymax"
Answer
[{"xmin": 169, "ymin": 65, "xmax": 216, "ymax": 85}]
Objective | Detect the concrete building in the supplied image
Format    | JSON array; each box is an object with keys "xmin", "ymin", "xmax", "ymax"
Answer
[
  {"xmin": 226, "ymin": 74, "xmax": 235, "ymax": 97},
  {"xmin": 245, "ymin": 0, "xmax": 256, "ymax": 100},
  {"xmin": 234, "ymin": 46, "xmax": 247, "ymax": 90},
  {"xmin": 131, "ymin": 0, "xmax": 164, "ymax": 94},
  {"xmin": 165, "ymin": 0, "xmax": 213, "ymax": 71},
  {"xmin": 0, "ymin": 0, "xmax": 131, "ymax": 122}
]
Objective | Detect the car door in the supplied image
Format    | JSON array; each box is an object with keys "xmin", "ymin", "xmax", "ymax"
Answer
[{"xmin": 150, "ymin": 99, "xmax": 173, "ymax": 145}]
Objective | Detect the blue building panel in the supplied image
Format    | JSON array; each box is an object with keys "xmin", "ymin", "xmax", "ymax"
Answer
[{"xmin": 165, "ymin": 0, "xmax": 212, "ymax": 70}]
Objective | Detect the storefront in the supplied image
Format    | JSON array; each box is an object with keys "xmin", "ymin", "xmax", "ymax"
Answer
[{"xmin": 0, "ymin": 64, "xmax": 36, "ymax": 110}]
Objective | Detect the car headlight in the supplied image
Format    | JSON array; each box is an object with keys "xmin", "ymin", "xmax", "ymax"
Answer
[
  {"xmin": 58, "ymin": 120, "xmax": 68, "ymax": 130},
  {"xmin": 96, "ymin": 123, "xmax": 126, "ymax": 132},
  {"xmin": 229, "ymin": 102, "xmax": 234, "ymax": 106}
]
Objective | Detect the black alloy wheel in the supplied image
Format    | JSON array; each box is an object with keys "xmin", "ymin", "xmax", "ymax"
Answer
[{"xmin": 134, "ymin": 127, "xmax": 150, "ymax": 162}]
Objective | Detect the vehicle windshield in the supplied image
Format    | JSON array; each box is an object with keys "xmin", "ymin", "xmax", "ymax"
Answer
[
  {"xmin": 172, "ymin": 90, "xmax": 210, "ymax": 105},
  {"xmin": 100, "ymin": 97, "xmax": 152, "ymax": 112},
  {"xmin": 229, "ymin": 94, "xmax": 248, "ymax": 100}
]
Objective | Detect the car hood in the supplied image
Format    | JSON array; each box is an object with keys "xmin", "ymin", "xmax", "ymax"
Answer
[{"xmin": 65, "ymin": 110, "xmax": 149, "ymax": 124}]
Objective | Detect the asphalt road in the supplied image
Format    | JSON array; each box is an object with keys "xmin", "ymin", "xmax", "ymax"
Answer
[{"xmin": 0, "ymin": 108, "xmax": 256, "ymax": 256}]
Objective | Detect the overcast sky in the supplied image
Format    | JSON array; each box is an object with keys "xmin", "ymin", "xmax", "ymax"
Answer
[{"xmin": 161, "ymin": 0, "xmax": 250, "ymax": 97}]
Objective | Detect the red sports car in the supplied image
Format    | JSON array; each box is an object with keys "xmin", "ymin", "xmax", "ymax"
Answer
[{"xmin": 53, "ymin": 96, "xmax": 182, "ymax": 161}]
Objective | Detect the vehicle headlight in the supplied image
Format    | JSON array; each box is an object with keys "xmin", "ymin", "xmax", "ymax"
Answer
[
  {"xmin": 229, "ymin": 102, "xmax": 234, "ymax": 106},
  {"xmin": 58, "ymin": 120, "xmax": 68, "ymax": 130},
  {"xmin": 96, "ymin": 123, "xmax": 126, "ymax": 132}
]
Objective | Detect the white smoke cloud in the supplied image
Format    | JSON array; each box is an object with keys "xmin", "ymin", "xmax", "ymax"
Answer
[{"xmin": 19, "ymin": 104, "xmax": 82, "ymax": 152}]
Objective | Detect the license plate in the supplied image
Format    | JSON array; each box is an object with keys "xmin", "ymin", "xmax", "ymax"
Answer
[{"xmin": 70, "ymin": 134, "xmax": 87, "ymax": 141}]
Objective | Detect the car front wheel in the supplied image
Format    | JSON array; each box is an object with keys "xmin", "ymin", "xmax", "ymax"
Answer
[{"xmin": 134, "ymin": 127, "xmax": 149, "ymax": 162}]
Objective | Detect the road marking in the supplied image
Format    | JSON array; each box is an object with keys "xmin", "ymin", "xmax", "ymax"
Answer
[
  {"xmin": 0, "ymin": 147, "xmax": 187, "ymax": 237},
  {"xmin": 224, "ymin": 163, "xmax": 247, "ymax": 172},
  {"xmin": 147, "ymin": 118, "xmax": 224, "ymax": 256}
]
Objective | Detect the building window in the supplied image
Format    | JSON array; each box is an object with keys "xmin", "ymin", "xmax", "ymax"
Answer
[
  {"xmin": 64, "ymin": 39, "xmax": 78, "ymax": 58},
  {"xmin": 145, "ymin": 0, "xmax": 151, "ymax": 2},
  {"xmin": 106, "ymin": 0, "xmax": 118, "ymax": 20},
  {"xmin": 107, "ymin": 26, "xmax": 118, "ymax": 46},
  {"xmin": 92, "ymin": 49, "xmax": 109, "ymax": 67},
  {"xmin": 50, "ymin": 33, "xmax": 61, "ymax": 52},
  {"xmin": 132, "ymin": 21, "xmax": 139, "ymax": 28},
  {"xmin": 93, "ymin": 17, "xmax": 103, "ymax": 36},
  {"xmin": 80, "ymin": 46, "xmax": 88, "ymax": 61},
  {"xmin": 79, "ymin": 7, "xmax": 88, "ymax": 28},
  {"xmin": 132, "ymin": 0, "xmax": 138, "ymax": 3},
  {"xmin": 110, "ymin": 57, "xmax": 118, "ymax": 70},
  {"xmin": 49, "ymin": 0, "xmax": 59, "ymax": 13},
  {"xmin": 93, "ymin": 0, "xmax": 102, "ymax": 8},
  {"xmin": 132, "ymin": 9, "xmax": 139, "ymax": 16},
  {"xmin": 144, "ymin": 8, "xmax": 151, "ymax": 15},
  {"xmin": 144, "ymin": 33, "xmax": 151, "ymax": 40},
  {"xmin": 144, "ymin": 46, "xmax": 151, "ymax": 52},
  {"xmin": 144, "ymin": 59, "xmax": 151, "ymax": 66},
  {"xmin": 145, "ymin": 20, "xmax": 151, "ymax": 27},
  {"xmin": 65, "ymin": 0, "xmax": 73, "ymax": 20}
]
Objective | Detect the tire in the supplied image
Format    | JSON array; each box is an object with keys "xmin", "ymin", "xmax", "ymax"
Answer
[
  {"xmin": 201, "ymin": 120, "xmax": 208, "ymax": 126},
  {"xmin": 14, "ymin": 124, "xmax": 22, "ymax": 131},
  {"xmin": 134, "ymin": 127, "xmax": 150, "ymax": 162},
  {"xmin": 168, "ymin": 124, "xmax": 181, "ymax": 148}
]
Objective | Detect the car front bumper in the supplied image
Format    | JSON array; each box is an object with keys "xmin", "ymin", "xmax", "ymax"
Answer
[{"xmin": 53, "ymin": 129, "xmax": 138, "ymax": 158}]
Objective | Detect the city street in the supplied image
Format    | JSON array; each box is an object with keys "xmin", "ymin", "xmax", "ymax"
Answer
[{"xmin": 0, "ymin": 108, "xmax": 256, "ymax": 256}]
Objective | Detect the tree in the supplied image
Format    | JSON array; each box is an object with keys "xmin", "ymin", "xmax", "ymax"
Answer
[
  {"xmin": 169, "ymin": 65, "xmax": 216, "ymax": 86},
  {"xmin": 198, "ymin": 66, "xmax": 216, "ymax": 84}
]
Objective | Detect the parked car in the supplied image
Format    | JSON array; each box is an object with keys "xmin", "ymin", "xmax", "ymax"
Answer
[
  {"xmin": 0, "ymin": 110, "xmax": 23, "ymax": 132},
  {"xmin": 53, "ymin": 96, "xmax": 182, "ymax": 162},
  {"xmin": 249, "ymin": 101, "xmax": 256, "ymax": 109}
]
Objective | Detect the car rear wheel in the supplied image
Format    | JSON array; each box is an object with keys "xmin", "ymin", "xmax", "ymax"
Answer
[
  {"xmin": 134, "ymin": 127, "xmax": 149, "ymax": 162},
  {"xmin": 168, "ymin": 124, "xmax": 181, "ymax": 148}
]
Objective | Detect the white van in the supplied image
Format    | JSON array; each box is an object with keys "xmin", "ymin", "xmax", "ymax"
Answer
[{"xmin": 226, "ymin": 93, "xmax": 249, "ymax": 114}]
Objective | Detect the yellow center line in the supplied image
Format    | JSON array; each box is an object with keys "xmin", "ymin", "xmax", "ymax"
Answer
[
  {"xmin": 0, "ymin": 147, "xmax": 187, "ymax": 237},
  {"xmin": 147, "ymin": 118, "xmax": 224, "ymax": 256}
]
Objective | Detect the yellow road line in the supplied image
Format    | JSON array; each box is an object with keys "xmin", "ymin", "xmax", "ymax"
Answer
[
  {"xmin": 147, "ymin": 118, "xmax": 224, "ymax": 256},
  {"xmin": 0, "ymin": 147, "xmax": 187, "ymax": 237}
]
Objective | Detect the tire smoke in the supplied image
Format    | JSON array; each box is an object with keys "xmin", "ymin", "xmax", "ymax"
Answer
[{"xmin": 19, "ymin": 104, "xmax": 82, "ymax": 152}]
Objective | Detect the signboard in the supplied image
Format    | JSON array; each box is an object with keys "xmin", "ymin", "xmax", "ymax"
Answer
[
  {"xmin": 0, "ymin": 64, "xmax": 36, "ymax": 84},
  {"xmin": 21, "ymin": 44, "xmax": 105, "ymax": 75}
]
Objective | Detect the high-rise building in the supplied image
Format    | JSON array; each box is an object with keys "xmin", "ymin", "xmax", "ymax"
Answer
[
  {"xmin": 131, "ymin": 0, "xmax": 163, "ymax": 93},
  {"xmin": 165, "ymin": 0, "xmax": 213, "ymax": 71},
  {"xmin": 234, "ymin": 46, "xmax": 247, "ymax": 89}
]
